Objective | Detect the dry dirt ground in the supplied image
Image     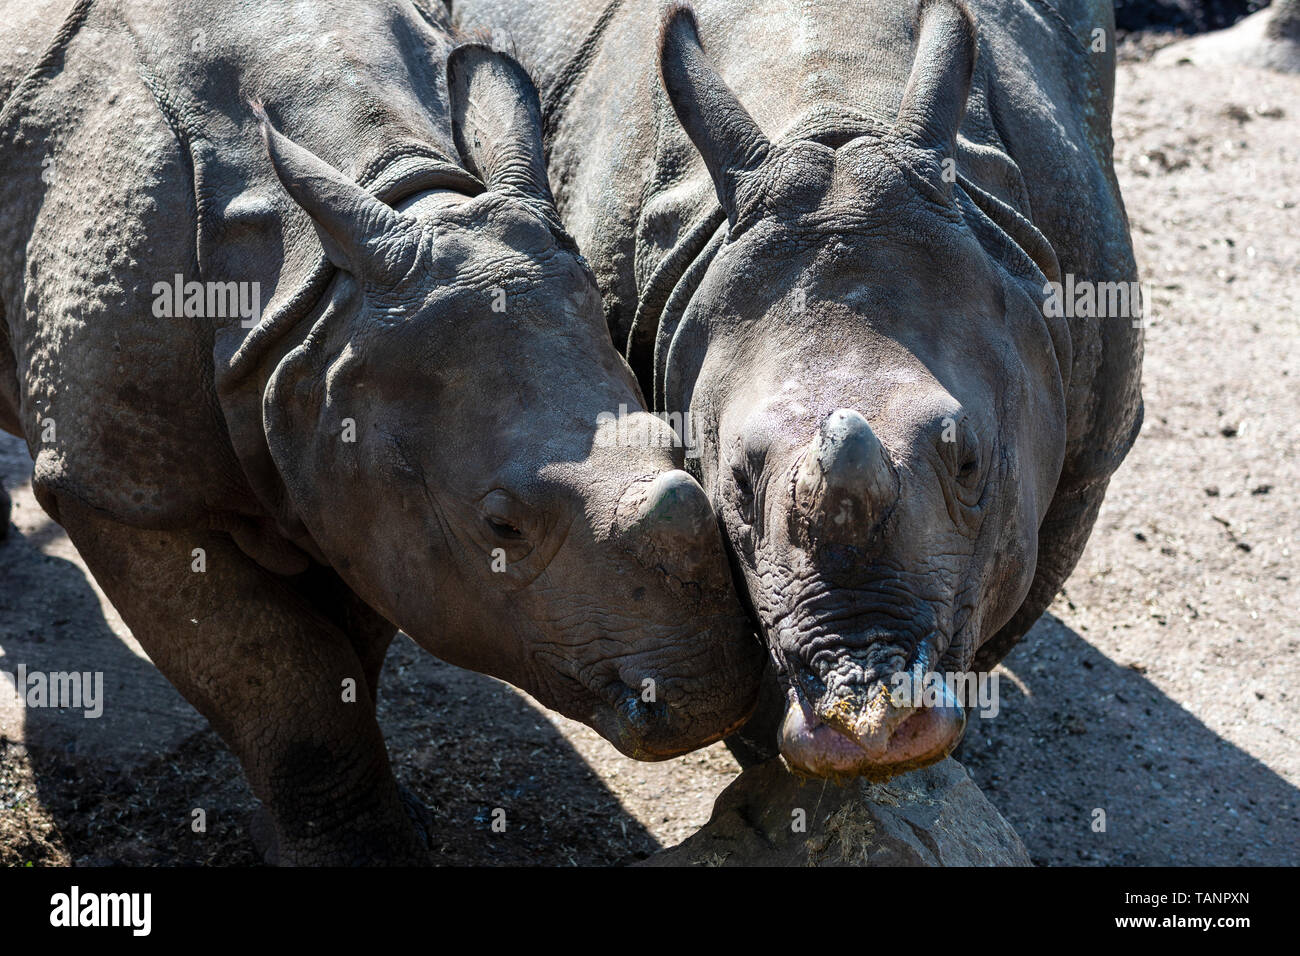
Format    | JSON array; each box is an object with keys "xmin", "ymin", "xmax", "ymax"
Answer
[{"xmin": 1, "ymin": 52, "xmax": 1297, "ymax": 867}]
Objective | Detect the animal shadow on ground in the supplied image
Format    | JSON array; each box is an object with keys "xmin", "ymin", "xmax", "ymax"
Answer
[
  {"xmin": 957, "ymin": 612, "xmax": 1299, "ymax": 866},
  {"xmin": 6, "ymin": 420, "xmax": 1294, "ymax": 866},
  {"xmin": 0, "ymin": 484, "xmax": 659, "ymax": 866}
]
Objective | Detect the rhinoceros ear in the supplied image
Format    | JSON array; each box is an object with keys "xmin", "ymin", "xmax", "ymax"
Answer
[
  {"xmin": 895, "ymin": 0, "xmax": 978, "ymax": 170},
  {"xmin": 446, "ymin": 44, "xmax": 555, "ymax": 205},
  {"xmin": 658, "ymin": 3, "xmax": 771, "ymax": 229},
  {"xmin": 253, "ymin": 102, "xmax": 417, "ymax": 283}
]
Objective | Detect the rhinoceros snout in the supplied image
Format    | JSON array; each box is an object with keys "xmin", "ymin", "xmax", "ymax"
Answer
[
  {"xmin": 778, "ymin": 678, "xmax": 965, "ymax": 780},
  {"xmin": 591, "ymin": 674, "xmax": 755, "ymax": 761},
  {"xmin": 791, "ymin": 409, "xmax": 897, "ymax": 547}
]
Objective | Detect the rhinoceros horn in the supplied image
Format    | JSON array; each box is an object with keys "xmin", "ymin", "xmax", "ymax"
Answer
[
  {"xmin": 628, "ymin": 469, "xmax": 719, "ymax": 572},
  {"xmin": 895, "ymin": 0, "xmax": 978, "ymax": 190},
  {"xmin": 254, "ymin": 102, "xmax": 417, "ymax": 283},
  {"xmin": 657, "ymin": 3, "xmax": 771, "ymax": 228},
  {"xmin": 792, "ymin": 409, "xmax": 898, "ymax": 548},
  {"xmin": 447, "ymin": 44, "xmax": 555, "ymax": 205}
]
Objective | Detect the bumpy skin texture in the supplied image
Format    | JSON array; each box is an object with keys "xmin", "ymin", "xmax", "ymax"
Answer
[
  {"xmin": 0, "ymin": 0, "xmax": 763, "ymax": 863},
  {"xmin": 452, "ymin": 0, "xmax": 1144, "ymax": 778}
]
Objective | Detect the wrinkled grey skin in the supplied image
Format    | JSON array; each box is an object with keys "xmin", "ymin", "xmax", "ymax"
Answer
[
  {"xmin": 452, "ymin": 0, "xmax": 1144, "ymax": 779},
  {"xmin": 0, "ymin": 0, "xmax": 761, "ymax": 862}
]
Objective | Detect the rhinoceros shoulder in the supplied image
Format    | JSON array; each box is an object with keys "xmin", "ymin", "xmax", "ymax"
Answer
[
  {"xmin": 972, "ymin": 0, "xmax": 1143, "ymax": 489},
  {"xmin": 1, "ymin": 0, "xmax": 472, "ymax": 532},
  {"xmin": 0, "ymin": 3, "xmax": 252, "ymax": 529}
]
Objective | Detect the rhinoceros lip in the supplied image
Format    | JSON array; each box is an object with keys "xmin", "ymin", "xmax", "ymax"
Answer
[
  {"xmin": 587, "ymin": 677, "xmax": 757, "ymax": 761},
  {"xmin": 767, "ymin": 623, "xmax": 971, "ymax": 780},
  {"xmin": 778, "ymin": 690, "xmax": 965, "ymax": 783}
]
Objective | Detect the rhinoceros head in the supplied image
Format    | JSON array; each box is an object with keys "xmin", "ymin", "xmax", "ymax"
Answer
[
  {"xmin": 658, "ymin": 0, "xmax": 1071, "ymax": 777},
  {"xmin": 256, "ymin": 46, "xmax": 763, "ymax": 759}
]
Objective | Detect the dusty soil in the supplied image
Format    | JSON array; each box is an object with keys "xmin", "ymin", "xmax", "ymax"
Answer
[{"xmin": 1, "ymin": 53, "xmax": 1297, "ymax": 867}]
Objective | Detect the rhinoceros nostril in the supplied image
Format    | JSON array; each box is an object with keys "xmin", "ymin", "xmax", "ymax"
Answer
[{"xmin": 617, "ymin": 692, "xmax": 654, "ymax": 727}]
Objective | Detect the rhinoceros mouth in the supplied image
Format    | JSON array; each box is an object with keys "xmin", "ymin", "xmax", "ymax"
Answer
[
  {"xmin": 590, "ymin": 698, "xmax": 753, "ymax": 761},
  {"xmin": 585, "ymin": 675, "xmax": 757, "ymax": 761},
  {"xmin": 766, "ymin": 602, "xmax": 970, "ymax": 779},
  {"xmin": 778, "ymin": 688, "xmax": 966, "ymax": 782}
]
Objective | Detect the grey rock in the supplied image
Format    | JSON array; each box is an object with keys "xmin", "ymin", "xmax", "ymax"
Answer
[
  {"xmin": 641, "ymin": 757, "xmax": 1031, "ymax": 866},
  {"xmin": 1154, "ymin": 0, "xmax": 1300, "ymax": 71}
]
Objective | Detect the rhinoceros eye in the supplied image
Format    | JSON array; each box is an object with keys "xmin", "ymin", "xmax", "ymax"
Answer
[
  {"xmin": 937, "ymin": 414, "xmax": 982, "ymax": 489},
  {"xmin": 952, "ymin": 435, "xmax": 986, "ymax": 506},
  {"xmin": 479, "ymin": 489, "xmax": 531, "ymax": 543},
  {"xmin": 484, "ymin": 516, "xmax": 525, "ymax": 540},
  {"xmin": 731, "ymin": 466, "xmax": 755, "ymax": 517}
]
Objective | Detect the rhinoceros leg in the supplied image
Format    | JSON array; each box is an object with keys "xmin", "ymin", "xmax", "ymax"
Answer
[
  {"xmin": 285, "ymin": 560, "xmax": 399, "ymax": 712},
  {"xmin": 53, "ymin": 496, "xmax": 427, "ymax": 865}
]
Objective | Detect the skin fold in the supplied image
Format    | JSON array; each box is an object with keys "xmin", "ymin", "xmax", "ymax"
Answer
[
  {"xmin": 0, "ymin": 0, "xmax": 761, "ymax": 863},
  {"xmin": 451, "ymin": 0, "xmax": 1144, "ymax": 779}
]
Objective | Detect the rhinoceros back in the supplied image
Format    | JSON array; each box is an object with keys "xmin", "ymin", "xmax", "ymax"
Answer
[{"xmin": 0, "ymin": 0, "xmax": 470, "ymax": 530}]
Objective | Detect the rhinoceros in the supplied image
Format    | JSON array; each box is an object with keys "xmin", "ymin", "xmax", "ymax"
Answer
[
  {"xmin": 452, "ymin": 0, "xmax": 1145, "ymax": 779},
  {"xmin": 0, "ymin": 0, "xmax": 763, "ymax": 862}
]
